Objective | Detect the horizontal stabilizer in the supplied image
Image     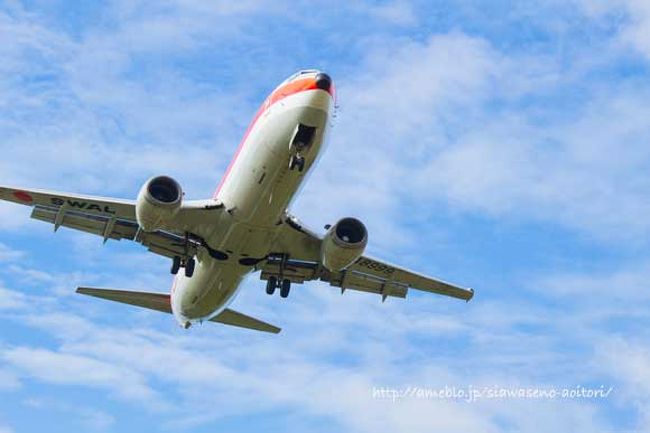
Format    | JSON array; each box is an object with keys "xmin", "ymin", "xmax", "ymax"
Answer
[
  {"xmin": 210, "ymin": 309, "xmax": 281, "ymax": 334},
  {"xmin": 76, "ymin": 287, "xmax": 280, "ymax": 334},
  {"xmin": 77, "ymin": 287, "xmax": 172, "ymax": 313}
]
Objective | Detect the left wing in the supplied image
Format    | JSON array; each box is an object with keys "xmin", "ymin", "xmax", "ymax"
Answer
[
  {"xmin": 0, "ymin": 185, "xmax": 224, "ymax": 260},
  {"xmin": 257, "ymin": 213, "xmax": 474, "ymax": 302}
]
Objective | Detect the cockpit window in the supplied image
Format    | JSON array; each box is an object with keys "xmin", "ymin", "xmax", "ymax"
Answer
[
  {"xmin": 276, "ymin": 70, "xmax": 320, "ymax": 89},
  {"xmin": 284, "ymin": 69, "xmax": 319, "ymax": 84}
]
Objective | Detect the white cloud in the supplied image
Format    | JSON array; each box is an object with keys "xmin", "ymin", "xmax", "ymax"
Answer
[
  {"xmin": 300, "ymin": 27, "xmax": 650, "ymax": 245},
  {"xmin": 535, "ymin": 260, "xmax": 650, "ymax": 302},
  {"xmin": 23, "ymin": 398, "xmax": 115, "ymax": 431},
  {"xmin": 0, "ymin": 288, "xmax": 27, "ymax": 311},
  {"xmin": 365, "ymin": 1, "xmax": 417, "ymax": 26},
  {"xmin": 2, "ymin": 347, "xmax": 164, "ymax": 407},
  {"xmin": 0, "ymin": 243, "xmax": 24, "ymax": 262},
  {"xmin": 580, "ymin": 0, "xmax": 650, "ymax": 60},
  {"xmin": 595, "ymin": 337, "xmax": 650, "ymax": 432},
  {"xmin": 78, "ymin": 408, "xmax": 115, "ymax": 431},
  {"xmin": 0, "ymin": 274, "xmax": 622, "ymax": 432},
  {"xmin": 0, "ymin": 368, "xmax": 21, "ymax": 391}
]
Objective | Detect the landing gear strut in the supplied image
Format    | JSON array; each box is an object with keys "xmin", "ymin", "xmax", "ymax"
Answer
[
  {"xmin": 289, "ymin": 154, "xmax": 305, "ymax": 172},
  {"xmin": 289, "ymin": 124, "xmax": 315, "ymax": 173},
  {"xmin": 265, "ymin": 254, "xmax": 292, "ymax": 297}
]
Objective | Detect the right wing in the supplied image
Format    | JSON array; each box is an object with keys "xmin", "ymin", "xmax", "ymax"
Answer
[
  {"xmin": 258, "ymin": 213, "xmax": 474, "ymax": 302},
  {"xmin": 77, "ymin": 287, "xmax": 281, "ymax": 333},
  {"xmin": 0, "ymin": 185, "xmax": 225, "ymax": 260}
]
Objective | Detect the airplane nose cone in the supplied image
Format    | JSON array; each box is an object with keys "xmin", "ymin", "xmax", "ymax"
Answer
[{"xmin": 315, "ymin": 73, "xmax": 332, "ymax": 91}]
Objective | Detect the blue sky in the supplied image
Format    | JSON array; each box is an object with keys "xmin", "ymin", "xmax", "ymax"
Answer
[{"xmin": 1, "ymin": 0, "xmax": 650, "ymax": 431}]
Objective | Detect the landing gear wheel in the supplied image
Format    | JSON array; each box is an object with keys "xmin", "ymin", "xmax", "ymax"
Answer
[
  {"xmin": 171, "ymin": 256, "xmax": 181, "ymax": 275},
  {"xmin": 185, "ymin": 257, "xmax": 196, "ymax": 278},
  {"xmin": 266, "ymin": 276, "xmax": 277, "ymax": 295},
  {"xmin": 280, "ymin": 279, "xmax": 291, "ymax": 298},
  {"xmin": 297, "ymin": 157, "xmax": 305, "ymax": 172}
]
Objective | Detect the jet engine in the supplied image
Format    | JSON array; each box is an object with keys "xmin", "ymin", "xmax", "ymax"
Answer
[
  {"xmin": 136, "ymin": 176, "xmax": 183, "ymax": 232},
  {"xmin": 320, "ymin": 217, "xmax": 368, "ymax": 272}
]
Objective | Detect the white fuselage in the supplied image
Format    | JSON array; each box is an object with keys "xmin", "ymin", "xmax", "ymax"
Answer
[{"xmin": 171, "ymin": 72, "xmax": 333, "ymax": 327}]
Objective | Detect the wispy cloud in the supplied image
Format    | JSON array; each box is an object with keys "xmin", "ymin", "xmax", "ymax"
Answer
[{"xmin": 2, "ymin": 346, "xmax": 165, "ymax": 407}]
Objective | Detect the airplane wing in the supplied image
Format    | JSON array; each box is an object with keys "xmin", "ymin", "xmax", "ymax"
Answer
[
  {"xmin": 258, "ymin": 213, "xmax": 474, "ymax": 302},
  {"xmin": 0, "ymin": 185, "xmax": 224, "ymax": 260},
  {"xmin": 77, "ymin": 287, "xmax": 281, "ymax": 333}
]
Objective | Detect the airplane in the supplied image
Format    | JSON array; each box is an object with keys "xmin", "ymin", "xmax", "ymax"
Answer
[{"xmin": 0, "ymin": 70, "xmax": 473, "ymax": 334}]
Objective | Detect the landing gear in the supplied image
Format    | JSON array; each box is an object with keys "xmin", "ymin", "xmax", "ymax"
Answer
[
  {"xmin": 171, "ymin": 255, "xmax": 196, "ymax": 278},
  {"xmin": 280, "ymin": 279, "xmax": 291, "ymax": 298},
  {"xmin": 289, "ymin": 155, "xmax": 305, "ymax": 172},
  {"xmin": 171, "ymin": 256, "xmax": 181, "ymax": 275},
  {"xmin": 289, "ymin": 124, "xmax": 314, "ymax": 173},
  {"xmin": 185, "ymin": 257, "xmax": 195, "ymax": 278},
  {"xmin": 265, "ymin": 254, "xmax": 293, "ymax": 298},
  {"xmin": 266, "ymin": 276, "xmax": 277, "ymax": 295},
  {"xmin": 265, "ymin": 277, "xmax": 291, "ymax": 298}
]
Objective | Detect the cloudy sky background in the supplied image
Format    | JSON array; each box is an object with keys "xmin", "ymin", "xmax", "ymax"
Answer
[{"xmin": 1, "ymin": 0, "xmax": 650, "ymax": 431}]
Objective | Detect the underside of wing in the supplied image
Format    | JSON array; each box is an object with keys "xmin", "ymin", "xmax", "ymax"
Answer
[
  {"xmin": 0, "ymin": 185, "xmax": 136, "ymax": 219},
  {"xmin": 349, "ymin": 256, "xmax": 474, "ymax": 301},
  {"xmin": 0, "ymin": 184, "xmax": 228, "ymax": 262},
  {"xmin": 263, "ymin": 213, "xmax": 474, "ymax": 302}
]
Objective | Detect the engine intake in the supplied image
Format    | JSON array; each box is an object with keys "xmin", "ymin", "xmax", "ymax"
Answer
[
  {"xmin": 136, "ymin": 176, "xmax": 183, "ymax": 231},
  {"xmin": 320, "ymin": 217, "xmax": 368, "ymax": 272}
]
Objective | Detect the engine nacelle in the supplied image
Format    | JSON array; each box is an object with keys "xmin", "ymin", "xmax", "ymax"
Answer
[
  {"xmin": 136, "ymin": 176, "xmax": 183, "ymax": 232},
  {"xmin": 320, "ymin": 217, "xmax": 368, "ymax": 272}
]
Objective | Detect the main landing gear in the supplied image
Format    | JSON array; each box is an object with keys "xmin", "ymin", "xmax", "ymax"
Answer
[
  {"xmin": 265, "ymin": 276, "xmax": 291, "ymax": 298},
  {"xmin": 171, "ymin": 256, "xmax": 196, "ymax": 278}
]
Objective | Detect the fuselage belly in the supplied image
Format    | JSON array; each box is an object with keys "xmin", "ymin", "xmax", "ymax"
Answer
[{"xmin": 171, "ymin": 74, "xmax": 333, "ymax": 325}]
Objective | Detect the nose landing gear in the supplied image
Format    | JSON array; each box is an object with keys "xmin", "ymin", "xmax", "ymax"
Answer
[
  {"xmin": 289, "ymin": 124, "xmax": 316, "ymax": 172},
  {"xmin": 289, "ymin": 155, "xmax": 305, "ymax": 172}
]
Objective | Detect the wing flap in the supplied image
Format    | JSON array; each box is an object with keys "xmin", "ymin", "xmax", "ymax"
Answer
[
  {"xmin": 31, "ymin": 205, "xmax": 138, "ymax": 240},
  {"xmin": 31, "ymin": 205, "xmax": 200, "ymax": 260},
  {"xmin": 257, "ymin": 257, "xmax": 408, "ymax": 300}
]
